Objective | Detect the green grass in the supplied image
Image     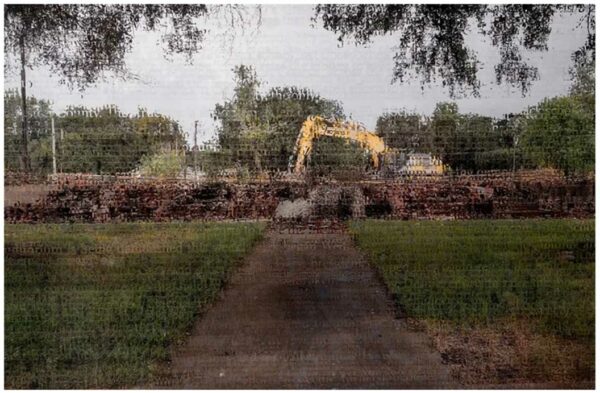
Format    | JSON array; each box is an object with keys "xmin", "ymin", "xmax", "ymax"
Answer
[
  {"xmin": 5, "ymin": 222, "xmax": 265, "ymax": 388},
  {"xmin": 349, "ymin": 219, "xmax": 594, "ymax": 339}
]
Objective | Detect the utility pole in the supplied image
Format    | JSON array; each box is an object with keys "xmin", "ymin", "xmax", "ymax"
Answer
[
  {"xmin": 194, "ymin": 121, "xmax": 198, "ymax": 148},
  {"xmin": 512, "ymin": 135, "xmax": 519, "ymax": 174},
  {"xmin": 19, "ymin": 35, "xmax": 30, "ymax": 172},
  {"xmin": 194, "ymin": 120, "xmax": 199, "ymax": 178},
  {"xmin": 172, "ymin": 123, "xmax": 178, "ymax": 154},
  {"xmin": 51, "ymin": 116, "xmax": 57, "ymax": 175},
  {"xmin": 60, "ymin": 128, "xmax": 64, "ymax": 173}
]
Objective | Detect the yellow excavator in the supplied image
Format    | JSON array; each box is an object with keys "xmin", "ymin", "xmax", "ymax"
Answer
[
  {"xmin": 288, "ymin": 116, "xmax": 394, "ymax": 174},
  {"xmin": 288, "ymin": 115, "xmax": 445, "ymax": 176}
]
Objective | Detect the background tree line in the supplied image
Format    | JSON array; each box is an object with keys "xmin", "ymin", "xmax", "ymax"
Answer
[
  {"xmin": 376, "ymin": 59, "xmax": 594, "ymax": 176},
  {"xmin": 208, "ymin": 60, "xmax": 594, "ymax": 177},
  {"xmin": 4, "ymin": 89, "xmax": 185, "ymax": 175},
  {"xmin": 4, "ymin": 4, "xmax": 259, "ymax": 172},
  {"xmin": 376, "ymin": 105, "xmax": 527, "ymax": 173},
  {"xmin": 5, "ymin": 4, "xmax": 592, "ymax": 177},
  {"xmin": 207, "ymin": 65, "xmax": 369, "ymax": 177},
  {"xmin": 4, "ymin": 59, "xmax": 594, "ymax": 178}
]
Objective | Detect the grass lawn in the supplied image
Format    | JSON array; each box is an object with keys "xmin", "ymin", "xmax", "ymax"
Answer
[
  {"xmin": 350, "ymin": 219, "xmax": 594, "ymax": 386},
  {"xmin": 5, "ymin": 222, "xmax": 265, "ymax": 389}
]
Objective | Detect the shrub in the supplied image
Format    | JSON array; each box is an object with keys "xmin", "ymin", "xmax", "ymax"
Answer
[{"xmin": 139, "ymin": 151, "xmax": 183, "ymax": 178}]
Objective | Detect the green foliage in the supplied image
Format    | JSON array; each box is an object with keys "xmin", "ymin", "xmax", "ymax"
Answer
[
  {"xmin": 376, "ymin": 111, "xmax": 431, "ymax": 151},
  {"xmin": 570, "ymin": 60, "xmax": 595, "ymax": 97},
  {"xmin": 350, "ymin": 219, "xmax": 594, "ymax": 339},
  {"xmin": 28, "ymin": 137, "xmax": 53, "ymax": 173},
  {"xmin": 139, "ymin": 151, "xmax": 184, "ymax": 178},
  {"xmin": 5, "ymin": 222, "xmax": 265, "ymax": 388},
  {"xmin": 4, "ymin": 89, "xmax": 53, "ymax": 174},
  {"xmin": 257, "ymin": 87, "xmax": 346, "ymax": 171},
  {"xmin": 569, "ymin": 58, "xmax": 595, "ymax": 116},
  {"xmin": 57, "ymin": 107, "xmax": 185, "ymax": 175},
  {"xmin": 212, "ymin": 66, "xmax": 346, "ymax": 173},
  {"xmin": 451, "ymin": 113, "xmax": 502, "ymax": 171},
  {"xmin": 377, "ymin": 92, "xmax": 594, "ymax": 174},
  {"xmin": 4, "ymin": 92, "xmax": 187, "ymax": 175},
  {"xmin": 5, "ymin": 4, "xmax": 255, "ymax": 172},
  {"xmin": 195, "ymin": 149, "xmax": 234, "ymax": 179},
  {"xmin": 309, "ymin": 137, "xmax": 371, "ymax": 177},
  {"xmin": 314, "ymin": 5, "xmax": 595, "ymax": 97},
  {"xmin": 521, "ymin": 95, "xmax": 594, "ymax": 176},
  {"xmin": 429, "ymin": 102, "xmax": 461, "ymax": 167},
  {"xmin": 4, "ymin": 5, "xmax": 209, "ymax": 89},
  {"xmin": 377, "ymin": 103, "xmax": 526, "ymax": 172},
  {"xmin": 213, "ymin": 65, "xmax": 261, "ymax": 155},
  {"xmin": 472, "ymin": 148, "xmax": 531, "ymax": 172}
]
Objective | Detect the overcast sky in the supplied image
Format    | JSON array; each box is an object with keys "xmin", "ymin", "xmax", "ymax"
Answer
[{"xmin": 4, "ymin": 5, "xmax": 590, "ymax": 145}]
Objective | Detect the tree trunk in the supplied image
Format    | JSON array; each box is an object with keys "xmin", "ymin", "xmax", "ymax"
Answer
[{"xmin": 19, "ymin": 35, "xmax": 31, "ymax": 173}]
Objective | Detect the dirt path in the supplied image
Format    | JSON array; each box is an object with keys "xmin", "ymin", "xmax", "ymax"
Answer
[{"xmin": 151, "ymin": 229, "xmax": 455, "ymax": 388}]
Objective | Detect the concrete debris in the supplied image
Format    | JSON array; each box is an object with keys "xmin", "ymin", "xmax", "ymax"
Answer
[
  {"xmin": 308, "ymin": 185, "xmax": 365, "ymax": 219},
  {"xmin": 274, "ymin": 199, "xmax": 311, "ymax": 220}
]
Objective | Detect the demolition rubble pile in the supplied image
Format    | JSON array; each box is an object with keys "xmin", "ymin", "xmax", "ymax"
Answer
[
  {"xmin": 5, "ymin": 179, "xmax": 308, "ymax": 223},
  {"xmin": 4, "ymin": 170, "xmax": 46, "ymax": 186},
  {"xmin": 4, "ymin": 172, "xmax": 594, "ymax": 223},
  {"xmin": 360, "ymin": 174, "xmax": 593, "ymax": 219}
]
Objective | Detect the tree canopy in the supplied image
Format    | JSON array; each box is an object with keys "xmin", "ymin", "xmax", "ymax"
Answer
[
  {"xmin": 375, "ymin": 103, "xmax": 529, "ymax": 173},
  {"xmin": 212, "ymin": 65, "xmax": 360, "ymax": 174},
  {"xmin": 314, "ymin": 4, "xmax": 595, "ymax": 97},
  {"xmin": 522, "ymin": 96, "xmax": 594, "ymax": 176},
  {"xmin": 4, "ymin": 5, "xmax": 211, "ymax": 89},
  {"xmin": 4, "ymin": 91, "xmax": 185, "ymax": 175},
  {"xmin": 4, "ymin": 4, "xmax": 258, "ymax": 172}
]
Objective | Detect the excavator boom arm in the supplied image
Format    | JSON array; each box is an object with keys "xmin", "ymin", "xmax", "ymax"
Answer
[{"xmin": 289, "ymin": 116, "xmax": 388, "ymax": 173}]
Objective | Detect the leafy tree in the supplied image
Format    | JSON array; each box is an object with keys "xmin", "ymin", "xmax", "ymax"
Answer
[
  {"xmin": 212, "ymin": 66, "xmax": 347, "ymax": 173},
  {"xmin": 569, "ymin": 56, "xmax": 595, "ymax": 116},
  {"xmin": 256, "ymin": 86, "xmax": 346, "ymax": 171},
  {"xmin": 385, "ymin": 102, "xmax": 519, "ymax": 172},
  {"xmin": 139, "ymin": 151, "xmax": 184, "ymax": 178},
  {"xmin": 521, "ymin": 96, "xmax": 594, "ymax": 176},
  {"xmin": 314, "ymin": 5, "xmax": 595, "ymax": 97},
  {"xmin": 429, "ymin": 102, "xmax": 461, "ymax": 168},
  {"xmin": 459, "ymin": 114, "xmax": 503, "ymax": 171},
  {"xmin": 491, "ymin": 113, "xmax": 531, "ymax": 172},
  {"xmin": 4, "ymin": 4, "xmax": 256, "ymax": 172},
  {"xmin": 4, "ymin": 89, "xmax": 53, "ymax": 174},
  {"xmin": 376, "ymin": 111, "xmax": 431, "ymax": 151},
  {"xmin": 5, "ymin": 99, "xmax": 187, "ymax": 176},
  {"xmin": 213, "ymin": 65, "xmax": 262, "ymax": 160},
  {"xmin": 240, "ymin": 127, "xmax": 270, "ymax": 174},
  {"xmin": 57, "ymin": 106, "xmax": 185, "ymax": 174},
  {"xmin": 433, "ymin": 105, "xmax": 524, "ymax": 172},
  {"xmin": 520, "ymin": 53, "xmax": 595, "ymax": 176},
  {"xmin": 309, "ymin": 137, "xmax": 370, "ymax": 177},
  {"xmin": 195, "ymin": 147, "xmax": 232, "ymax": 180},
  {"xmin": 570, "ymin": 60, "xmax": 595, "ymax": 97}
]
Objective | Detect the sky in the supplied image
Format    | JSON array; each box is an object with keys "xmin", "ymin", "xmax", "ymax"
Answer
[{"xmin": 4, "ymin": 5, "xmax": 591, "ymax": 145}]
